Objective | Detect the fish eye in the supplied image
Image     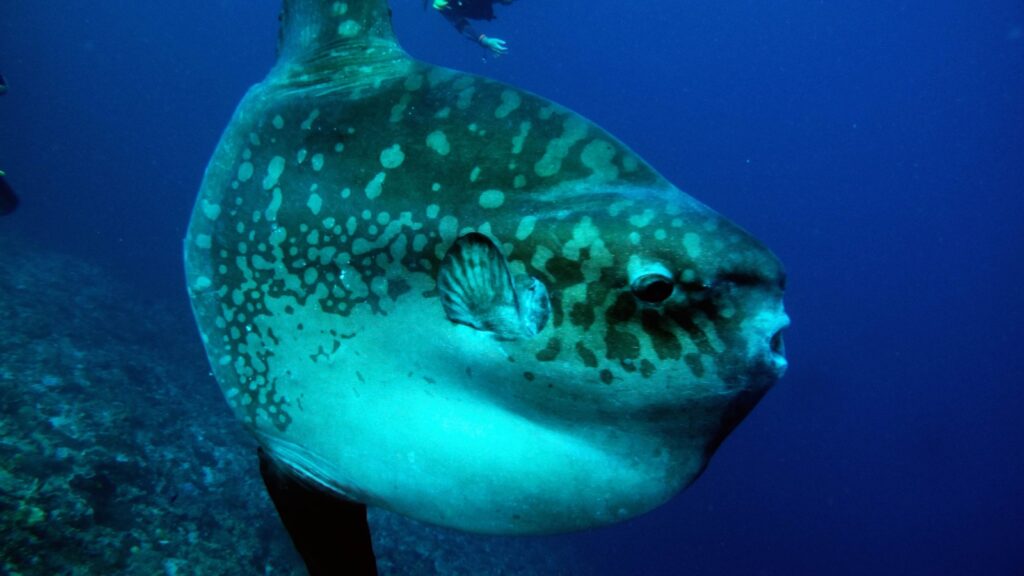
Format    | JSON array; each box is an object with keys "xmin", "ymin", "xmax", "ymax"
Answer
[{"xmin": 631, "ymin": 273, "xmax": 675, "ymax": 304}]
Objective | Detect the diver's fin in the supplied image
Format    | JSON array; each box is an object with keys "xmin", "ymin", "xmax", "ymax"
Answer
[
  {"xmin": 0, "ymin": 173, "xmax": 19, "ymax": 216},
  {"xmin": 258, "ymin": 448, "xmax": 378, "ymax": 576},
  {"xmin": 438, "ymin": 232, "xmax": 520, "ymax": 333}
]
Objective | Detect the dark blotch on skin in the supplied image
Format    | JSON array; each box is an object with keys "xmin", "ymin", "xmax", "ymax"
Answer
[
  {"xmin": 536, "ymin": 338, "xmax": 561, "ymax": 362},
  {"xmin": 544, "ymin": 255, "xmax": 585, "ymax": 287},
  {"xmin": 599, "ymin": 369, "xmax": 614, "ymax": 385},
  {"xmin": 668, "ymin": 308, "xmax": 715, "ymax": 355},
  {"xmin": 605, "ymin": 328, "xmax": 640, "ymax": 365},
  {"xmin": 523, "ymin": 371, "xmax": 535, "ymax": 381},
  {"xmin": 605, "ymin": 293, "xmax": 640, "ymax": 366},
  {"xmin": 640, "ymin": 359, "xmax": 656, "ymax": 378},
  {"xmin": 607, "ymin": 292, "xmax": 637, "ymax": 323},
  {"xmin": 387, "ymin": 277, "xmax": 412, "ymax": 301},
  {"xmin": 605, "ymin": 328, "xmax": 640, "ymax": 367},
  {"xmin": 575, "ymin": 341, "xmax": 598, "ymax": 368},
  {"xmin": 569, "ymin": 302, "xmax": 595, "ymax": 330},
  {"xmin": 641, "ymin": 309, "xmax": 682, "ymax": 360}
]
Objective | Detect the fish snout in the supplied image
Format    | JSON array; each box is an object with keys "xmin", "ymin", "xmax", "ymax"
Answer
[{"xmin": 766, "ymin": 310, "xmax": 790, "ymax": 377}]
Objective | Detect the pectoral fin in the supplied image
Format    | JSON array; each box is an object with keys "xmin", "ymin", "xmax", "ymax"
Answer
[{"xmin": 438, "ymin": 233, "xmax": 521, "ymax": 336}]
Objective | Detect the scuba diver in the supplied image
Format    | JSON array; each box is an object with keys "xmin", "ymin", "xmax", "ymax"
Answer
[
  {"xmin": 430, "ymin": 0, "xmax": 515, "ymax": 55},
  {"xmin": 0, "ymin": 74, "xmax": 20, "ymax": 216}
]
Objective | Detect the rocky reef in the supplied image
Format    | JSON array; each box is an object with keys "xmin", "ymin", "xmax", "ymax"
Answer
[{"xmin": 0, "ymin": 233, "xmax": 583, "ymax": 575}]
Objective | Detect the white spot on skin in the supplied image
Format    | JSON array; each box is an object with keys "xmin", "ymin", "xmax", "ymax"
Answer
[
  {"xmin": 365, "ymin": 172, "xmax": 386, "ymax": 200},
  {"xmin": 457, "ymin": 86, "xmax": 476, "ymax": 110},
  {"xmin": 237, "ymin": 162, "xmax": 254, "ymax": 182},
  {"xmin": 609, "ymin": 200, "xmax": 634, "ymax": 217},
  {"xmin": 390, "ymin": 94, "xmax": 411, "ymax": 123},
  {"xmin": 304, "ymin": 268, "xmax": 319, "ymax": 286},
  {"xmin": 202, "ymin": 200, "xmax": 222, "ymax": 221},
  {"xmin": 512, "ymin": 121, "xmax": 532, "ymax": 154},
  {"xmin": 308, "ymin": 193, "xmax": 323, "ymax": 216},
  {"xmin": 535, "ymin": 116, "xmax": 588, "ymax": 178},
  {"xmin": 478, "ymin": 189, "xmax": 505, "ymax": 209},
  {"xmin": 404, "ymin": 74, "xmax": 424, "ymax": 91},
  {"xmin": 495, "ymin": 90, "xmax": 522, "ymax": 119},
  {"xmin": 338, "ymin": 20, "xmax": 361, "ymax": 37},
  {"xmin": 629, "ymin": 209, "xmax": 656, "ymax": 228},
  {"xmin": 300, "ymin": 109, "xmax": 320, "ymax": 130},
  {"xmin": 272, "ymin": 115, "xmax": 284, "ymax": 129},
  {"xmin": 515, "ymin": 216, "xmax": 536, "ymax": 241},
  {"xmin": 683, "ymin": 232, "xmax": 703, "ymax": 258},
  {"xmin": 580, "ymin": 139, "xmax": 619, "ymax": 182},
  {"xmin": 312, "ymin": 153, "xmax": 325, "ymax": 171},
  {"xmin": 380, "ymin": 145, "xmax": 405, "ymax": 169},
  {"xmin": 263, "ymin": 157, "xmax": 286, "ymax": 190},
  {"xmin": 195, "ymin": 234, "xmax": 212, "ymax": 249},
  {"xmin": 266, "ymin": 188, "xmax": 283, "ymax": 222},
  {"xmin": 470, "ymin": 166, "xmax": 481, "ymax": 182},
  {"xmin": 195, "ymin": 276, "xmax": 212, "ymax": 290},
  {"xmin": 297, "ymin": 149, "xmax": 308, "ymax": 164},
  {"xmin": 563, "ymin": 217, "xmax": 601, "ymax": 261},
  {"xmin": 438, "ymin": 216, "xmax": 459, "ymax": 253},
  {"xmin": 513, "ymin": 174, "xmax": 527, "ymax": 189},
  {"xmin": 426, "ymin": 131, "xmax": 451, "ymax": 156}
]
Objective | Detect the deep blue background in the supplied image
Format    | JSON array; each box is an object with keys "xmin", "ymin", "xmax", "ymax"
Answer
[{"xmin": 2, "ymin": 0, "xmax": 1022, "ymax": 574}]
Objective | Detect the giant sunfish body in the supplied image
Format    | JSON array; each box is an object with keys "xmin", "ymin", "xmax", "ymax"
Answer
[{"xmin": 185, "ymin": 0, "xmax": 789, "ymax": 535}]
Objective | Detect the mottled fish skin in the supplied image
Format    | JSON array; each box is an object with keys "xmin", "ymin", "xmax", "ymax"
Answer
[{"xmin": 185, "ymin": 0, "xmax": 789, "ymax": 535}]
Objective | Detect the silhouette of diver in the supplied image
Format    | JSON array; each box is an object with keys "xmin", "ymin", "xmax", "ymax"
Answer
[
  {"xmin": 0, "ymin": 172, "xmax": 18, "ymax": 216},
  {"xmin": 0, "ymin": 74, "xmax": 20, "ymax": 216},
  {"xmin": 430, "ymin": 0, "xmax": 515, "ymax": 54}
]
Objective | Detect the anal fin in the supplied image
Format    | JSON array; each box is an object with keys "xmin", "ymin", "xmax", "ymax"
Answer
[{"xmin": 258, "ymin": 448, "xmax": 378, "ymax": 576}]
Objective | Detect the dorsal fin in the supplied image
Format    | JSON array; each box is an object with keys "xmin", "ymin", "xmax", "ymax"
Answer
[{"xmin": 273, "ymin": 0, "xmax": 409, "ymax": 87}]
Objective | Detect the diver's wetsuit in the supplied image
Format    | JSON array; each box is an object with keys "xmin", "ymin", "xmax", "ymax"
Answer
[
  {"xmin": 440, "ymin": 0, "xmax": 512, "ymax": 45},
  {"xmin": 0, "ymin": 73, "xmax": 18, "ymax": 216}
]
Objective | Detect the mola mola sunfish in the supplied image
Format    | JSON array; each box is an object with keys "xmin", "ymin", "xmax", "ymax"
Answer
[{"xmin": 185, "ymin": 0, "xmax": 789, "ymax": 537}]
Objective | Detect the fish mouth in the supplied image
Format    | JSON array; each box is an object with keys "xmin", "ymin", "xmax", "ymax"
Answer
[{"xmin": 766, "ymin": 319, "xmax": 789, "ymax": 377}]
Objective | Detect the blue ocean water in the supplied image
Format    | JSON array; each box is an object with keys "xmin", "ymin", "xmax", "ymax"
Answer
[{"xmin": 1, "ymin": 0, "xmax": 1022, "ymax": 574}]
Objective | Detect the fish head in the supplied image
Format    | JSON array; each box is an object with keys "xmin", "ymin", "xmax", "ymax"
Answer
[{"xmin": 521, "ymin": 182, "xmax": 790, "ymax": 427}]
